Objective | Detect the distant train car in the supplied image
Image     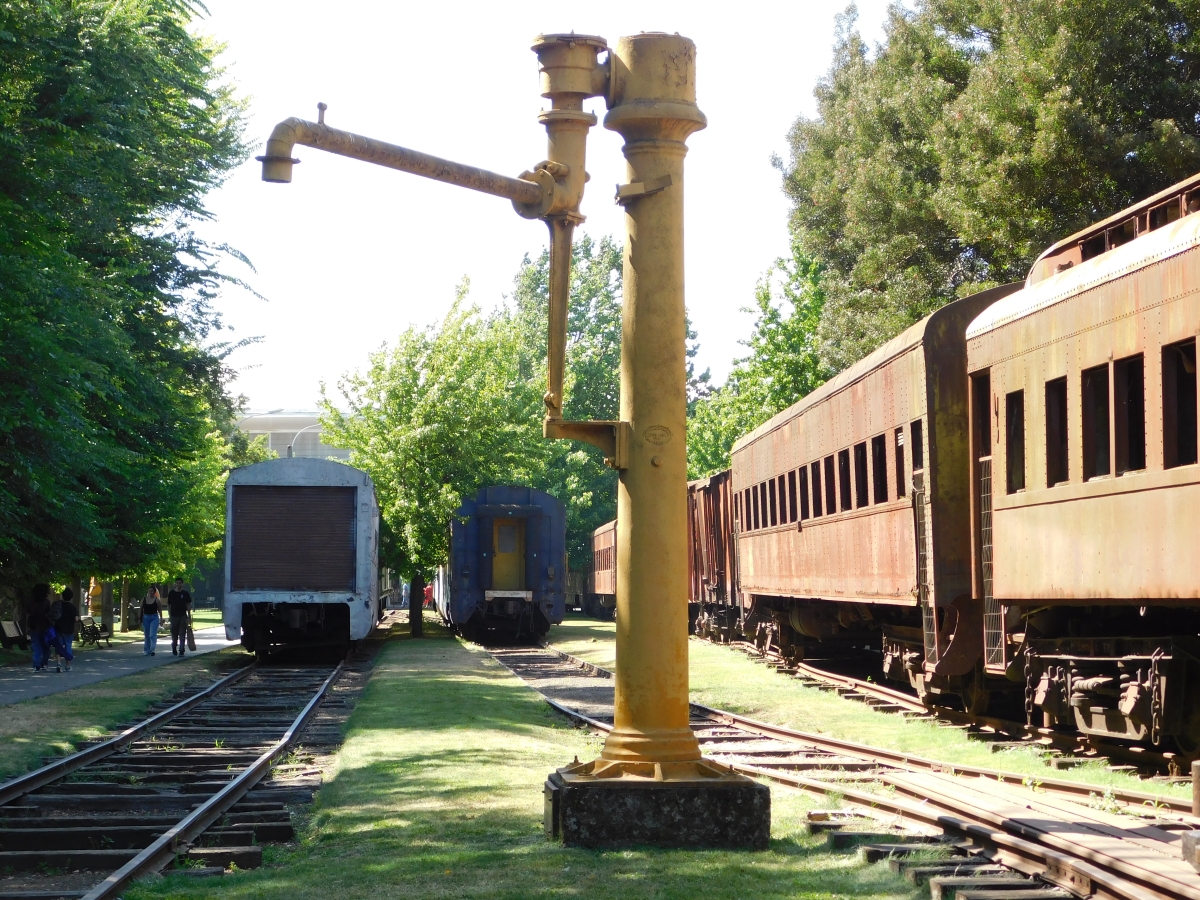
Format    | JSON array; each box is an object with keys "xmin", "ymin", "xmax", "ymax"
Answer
[
  {"xmin": 437, "ymin": 486, "xmax": 567, "ymax": 641},
  {"xmin": 727, "ymin": 284, "xmax": 1018, "ymax": 710},
  {"xmin": 224, "ymin": 458, "xmax": 380, "ymax": 660},
  {"xmin": 688, "ymin": 472, "xmax": 736, "ymax": 639},
  {"xmin": 583, "ymin": 519, "xmax": 616, "ymax": 619},
  {"xmin": 966, "ymin": 173, "xmax": 1200, "ymax": 755}
]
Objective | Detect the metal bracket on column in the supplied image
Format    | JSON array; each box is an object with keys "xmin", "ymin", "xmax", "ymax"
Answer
[
  {"xmin": 614, "ymin": 174, "xmax": 673, "ymax": 205},
  {"xmin": 544, "ymin": 419, "xmax": 630, "ymax": 470}
]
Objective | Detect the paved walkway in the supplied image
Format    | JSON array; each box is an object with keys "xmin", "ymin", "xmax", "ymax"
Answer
[{"xmin": 0, "ymin": 626, "xmax": 240, "ymax": 706}]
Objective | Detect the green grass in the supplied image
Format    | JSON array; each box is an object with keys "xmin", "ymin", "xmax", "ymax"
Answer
[
  {"xmin": 0, "ymin": 648, "xmax": 245, "ymax": 779},
  {"xmin": 190, "ymin": 608, "xmax": 223, "ymax": 629},
  {"xmin": 549, "ymin": 615, "xmax": 1192, "ymax": 804},
  {"xmin": 129, "ymin": 615, "xmax": 920, "ymax": 900}
]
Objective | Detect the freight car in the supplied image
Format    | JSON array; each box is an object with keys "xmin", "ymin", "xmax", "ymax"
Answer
[
  {"xmin": 582, "ymin": 519, "xmax": 617, "ymax": 620},
  {"xmin": 966, "ymin": 173, "xmax": 1200, "ymax": 757},
  {"xmin": 224, "ymin": 458, "xmax": 380, "ymax": 660},
  {"xmin": 687, "ymin": 471, "xmax": 736, "ymax": 639},
  {"xmin": 436, "ymin": 485, "xmax": 567, "ymax": 642}
]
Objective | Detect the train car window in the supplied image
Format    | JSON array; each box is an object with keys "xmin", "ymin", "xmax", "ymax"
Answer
[
  {"xmin": 838, "ymin": 449, "xmax": 853, "ymax": 511},
  {"xmin": 1082, "ymin": 364, "xmax": 1111, "ymax": 479},
  {"xmin": 1163, "ymin": 338, "xmax": 1198, "ymax": 468},
  {"xmin": 1150, "ymin": 198, "xmax": 1181, "ymax": 230},
  {"xmin": 1107, "ymin": 218, "xmax": 1137, "ymax": 249},
  {"xmin": 971, "ymin": 372, "xmax": 992, "ymax": 457},
  {"xmin": 1006, "ymin": 390, "xmax": 1026, "ymax": 493},
  {"xmin": 911, "ymin": 420, "xmax": 924, "ymax": 471},
  {"xmin": 894, "ymin": 427, "xmax": 906, "ymax": 497},
  {"xmin": 1080, "ymin": 233, "xmax": 1107, "ymax": 261},
  {"xmin": 853, "ymin": 443, "xmax": 868, "ymax": 507},
  {"xmin": 799, "ymin": 467, "xmax": 811, "ymax": 520},
  {"xmin": 824, "ymin": 456, "xmax": 837, "ymax": 514},
  {"xmin": 1046, "ymin": 377, "xmax": 1069, "ymax": 486},
  {"xmin": 753, "ymin": 485, "xmax": 762, "ymax": 530},
  {"xmin": 871, "ymin": 435, "xmax": 888, "ymax": 503},
  {"xmin": 784, "ymin": 473, "xmax": 796, "ymax": 522},
  {"xmin": 768, "ymin": 478, "xmax": 778, "ymax": 526},
  {"xmin": 760, "ymin": 482, "xmax": 769, "ymax": 528},
  {"xmin": 1188, "ymin": 191, "xmax": 1200, "ymax": 214},
  {"xmin": 1114, "ymin": 354, "xmax": 1146, "ymax": 474},
  {"xmin": 811, "ymin": 462, "xmax": 823, "ymax": 517}
]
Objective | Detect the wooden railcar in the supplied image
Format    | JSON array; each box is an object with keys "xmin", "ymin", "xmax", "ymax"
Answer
[
  {"xmin": 966, "ymin": 173, "xmax": 1200, "ymax": 756},
  {"xmin": 687, "ymin": 472, "xmax": 738, "ymax": 640},
  {"xmin": 583, "ymin": 519, "xmax": 616, "ymax": 619},
  {"xmin": 727, "ymin": 284, "xmax": 1018, "ymax": 707}
]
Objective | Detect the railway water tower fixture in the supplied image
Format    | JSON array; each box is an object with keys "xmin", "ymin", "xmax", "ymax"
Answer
[{"xmin": 258, "ymin": 32, "xmax": 769, "ymax": 849}]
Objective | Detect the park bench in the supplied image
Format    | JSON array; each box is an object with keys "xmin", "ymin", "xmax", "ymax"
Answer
[
  {"xmin": 1, "ymin": 620, "xmax": 29, "ymax": 651},
  {"xmin": 78, "ymin": 616, "xmax": 111, "ymax": 648}
]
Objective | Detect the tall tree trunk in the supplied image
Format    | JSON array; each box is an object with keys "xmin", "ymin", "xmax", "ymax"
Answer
[
  {"xmin": 120, "ymin": 578, "xmax": 130, "ymax": 633},
  {"xmin": 409, "ymin": 571, "xmax": 424, "ymax": 638},
  {"xmin": 100, "ymin": 581, "xmax": 114, "ymax": 634}
]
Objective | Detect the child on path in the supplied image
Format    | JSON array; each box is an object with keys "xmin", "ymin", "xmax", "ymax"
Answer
[
  {"xmin": 141, "ymin": 586, "xmax": 162, "ymax": 656},
  {"xmin": 167, "ymin": 578, "xmax": 192, "ymax": 656}
]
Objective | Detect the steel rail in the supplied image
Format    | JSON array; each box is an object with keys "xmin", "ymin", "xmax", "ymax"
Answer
[
  {"xmin": 0, "ymin": 664, "xmax": 255, "ymax": 807},
  {"xmin": 539, "ymin": 644, "xmax": 1192, "ymax": 814},
  {"xmin": 79, "ymin": 662, "xmax": 344, "ymax": 900}
]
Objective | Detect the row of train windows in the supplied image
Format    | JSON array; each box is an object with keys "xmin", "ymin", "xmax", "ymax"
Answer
[
  {"xmin": 737, "ymin": 420, "xmax": 925, "ymax": 532},
  {"xmin": 592, "ymin": 546, "xmax": 614, "ymax": 571},
  {"xmin": 979, "ymin": 338, "xmax": 1198, "ymax": 493}
]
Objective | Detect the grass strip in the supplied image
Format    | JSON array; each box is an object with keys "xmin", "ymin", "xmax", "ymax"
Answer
[
  {"xmin": 549, "ymin": 615, "xmax": 1191, "ymax": 804},
  {"xmin": 130, "ymin": 617, "xmax": 920, "ymax": 900},
  {"xmin": 0, "ymin": 648, "xmax": 244, "ymax": 778}
]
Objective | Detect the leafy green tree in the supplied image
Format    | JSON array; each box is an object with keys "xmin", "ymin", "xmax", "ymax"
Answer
[
  {"xmin": 782, "ymin": 1, "xmax": 1200, "ymax": 371},
  {"xmin": 688, "ymin": 240, "xmax": 829, "ymax": 477},
  {"xmin": 0, "ymin": 0, "xmax": 250, "ymax": 597}
]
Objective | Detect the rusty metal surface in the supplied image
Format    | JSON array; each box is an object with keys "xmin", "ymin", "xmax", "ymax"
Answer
[
  {"xmin": 730, "ymin": 287, "xmax": 1018, "ymax": 616},
  {"xmin": 968, "ymin": 214, "xmax": 1200, "ymax": 603},
  {"xmin": 686, "ymin": 472, "xmax": 735, "ymax": 607},
  {"xmin": 589, "ymin": 519, "xmax": 616, "ymax": 597}
]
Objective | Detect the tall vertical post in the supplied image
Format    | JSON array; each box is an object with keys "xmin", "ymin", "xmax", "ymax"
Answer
[
  {"xmin": 544, "ymin": 33, "xmax": 770, "ymax": 850},
  {"xmin": 602, "ymin": 34, "xmax": 706, "ymax": 766}
]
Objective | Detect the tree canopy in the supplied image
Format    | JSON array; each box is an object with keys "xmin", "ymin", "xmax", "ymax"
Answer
[
  {"xmin": 322, "ymin": 235, "xmax": 627, "ymax": 577},
  {"xmin": 782, "ymin": 0, "xmax": 1200, "ymax": 371},
  {"xmin": 0, "ymin": 0, "xmax": 253, "ymax": 595}
]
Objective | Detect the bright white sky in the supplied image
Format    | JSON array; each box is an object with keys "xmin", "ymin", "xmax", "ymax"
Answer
[{"xmin": 194, "ymin": 1, "xmax": 891, "ymax": 411}]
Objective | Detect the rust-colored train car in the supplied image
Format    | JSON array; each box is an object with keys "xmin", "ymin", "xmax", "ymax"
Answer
[
  {"xmin": 728, "ymin": 284, "xmax": 1018, "ymax": 707},
  {"xmin": 966, "ymin": 173, "xmax": 1200, "ymax": 756},
  {"xmin": 687, "ymin": 471, "xmax": 737, "ymax": 639},
  {"xmin": 583, "ymin": 519, "xmax": 616, "ymax": 619}
]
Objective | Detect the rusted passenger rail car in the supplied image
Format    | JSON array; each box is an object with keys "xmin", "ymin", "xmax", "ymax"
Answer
[{"xmin": 683, "ymin": 171, "xmax": 1200, "ymax": 767}]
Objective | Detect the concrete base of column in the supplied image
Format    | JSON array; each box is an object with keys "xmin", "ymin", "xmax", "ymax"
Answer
[{"xmin": 544, "ymin": 769, "xmax": 770, "ymax": 849}]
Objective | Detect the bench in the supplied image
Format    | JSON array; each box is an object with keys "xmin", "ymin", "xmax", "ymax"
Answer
[
  {"xmin": 1, "ymin": 620, "xmax": 29, "ymax": 651},
  {"xmin": 78, "ymin": 616, "xmax": 111, "ymax": 648}
]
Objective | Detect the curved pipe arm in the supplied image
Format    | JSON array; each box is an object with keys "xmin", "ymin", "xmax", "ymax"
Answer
[{"xmin": 258, "ymin": 117, "xmax": 544, "ymax": 207}]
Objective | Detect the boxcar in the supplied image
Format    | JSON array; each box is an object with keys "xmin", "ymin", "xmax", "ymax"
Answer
[
  {"xmin": 688, "ymin": 472, "xmax": 737, "ymax": 640},
  {"xmin": 728, "ymin": 284, "xmax": 1018, "ymax": 709},
  {"xmin": 583, "ymin": 519, "xmax": 617, "ymax": 619},
  {"xmin": 437, "ymin": 485, "xmax": 567, "ymax": 641},
  {"xmin": 224, "ymin": 458, "xmax": 380, "ymax": 660},
  {"xmin": 966, "ymin": 173, "xmax": 1200, "ymax": 757}
]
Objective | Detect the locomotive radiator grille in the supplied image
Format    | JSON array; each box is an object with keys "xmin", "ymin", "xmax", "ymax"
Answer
[{"xmin": 979, "ymin": 457, "xmax": 1002, "ymax": 667}]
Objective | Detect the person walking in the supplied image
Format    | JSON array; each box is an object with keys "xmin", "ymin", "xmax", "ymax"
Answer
[
  {"xmin": 141, "ymin": 586, "xmax": 162, "ymax": 656},
  {"xmin": 53, "ymin": 588, "xmax": 78, "ymax": 672},
  {"xmin": 26, "ymin": 584, "xmax": 53, "ymax": 672},
  {"xmin": 167, "ymin": 578, "xmax": 192, "ymax": 657}
]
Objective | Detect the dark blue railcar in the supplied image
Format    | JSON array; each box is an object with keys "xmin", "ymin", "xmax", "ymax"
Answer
[{"xmin": 436, "ymin": 485, "xmax": 567, "ymax": 642}]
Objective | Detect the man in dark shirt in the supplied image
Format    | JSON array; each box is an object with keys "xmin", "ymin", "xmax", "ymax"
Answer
[{"xmin": 167, "ymin": 578, "xmax": 192, "ymax": 656}]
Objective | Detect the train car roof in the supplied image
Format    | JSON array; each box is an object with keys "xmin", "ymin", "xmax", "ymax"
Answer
[
  {"xmin": 227, "ymin": 456, "xmax": 374, "ymax": 488},
  {"xmin": 730, "ymin": 310, "xmax": 933, "ymax": 455},
  {"xmin": 966, "ymin": 211, "xmax": 1200, "ymax": 340}
]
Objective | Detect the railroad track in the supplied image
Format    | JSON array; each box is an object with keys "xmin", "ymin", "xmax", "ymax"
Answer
[
  {"xmin": 0, "ymin": 663, "xmax": 342, "ymax": 900},
  {"xmin": 722, "ymin": 638, "xmax": 1184, "ymax": 774},
  {"xmin": 494, "ymin": 645, "xmax": 1200, "ymax": 900}
]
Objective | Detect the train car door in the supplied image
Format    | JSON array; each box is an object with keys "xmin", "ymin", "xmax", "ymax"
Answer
[{"xmin": 492, "ymin": 519, "xmax": 526, "ymax": 591}]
